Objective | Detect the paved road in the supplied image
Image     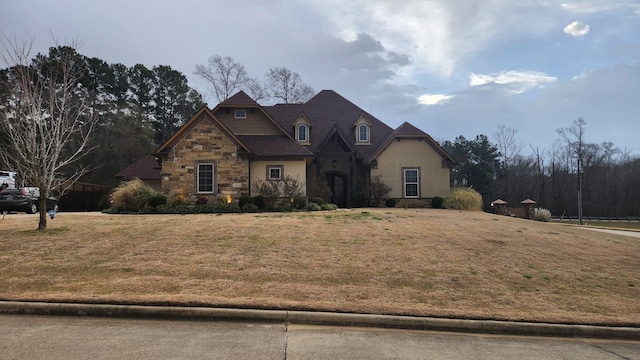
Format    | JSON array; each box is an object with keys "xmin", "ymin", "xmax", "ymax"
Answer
[{"xmin": 1, "ymin": 315, "xmax": 638, "ymax": 360}]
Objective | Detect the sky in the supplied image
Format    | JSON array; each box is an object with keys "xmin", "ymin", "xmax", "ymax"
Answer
[{"xmin": 2, "ymin": 0, "xmax": 639, "ymax": 156}]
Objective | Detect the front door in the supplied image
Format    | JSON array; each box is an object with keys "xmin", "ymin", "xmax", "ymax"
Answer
[{"xmin": 326, "ymin": 174, "xmax": 347, "ymax": 207}]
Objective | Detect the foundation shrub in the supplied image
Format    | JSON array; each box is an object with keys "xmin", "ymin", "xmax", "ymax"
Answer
[
  {"xmin": 307, "ymin": 177, "xmax": 332, "ymax": 204},
  {"xmin": 370, "ymin": 175, "xmax": 392, "ymax": 207},
  {"xmin": 170, "ymin": 195, "xmax": 188, "ymax": 208},
  {"xmin": 242, "ymin": 203, "xmax": 260, "ymax": 213},
  {"xmin": 147, "ymin": 194, "xmax": 167, "ymax": 208},
  {"xmin": 306, "ymin": 202, "xmax": 322, "ymax": 211},
  {"xmin": 292, "ymin": 196, "xmax": 307, "ymax": 209},
  {"xmin": 320, "ymin": 203, "xmax": 338, "ymax": 211},
  {"xmin": 431, "ymin": 196, "xmax": 444, "ymax": 209},
  {"xmin": 239, "ymin": 194, "xmax": 253, "ymax": 208},
  {"xmin": 253, "ymin": 195, "xmax": 266, "ymax": 209}
]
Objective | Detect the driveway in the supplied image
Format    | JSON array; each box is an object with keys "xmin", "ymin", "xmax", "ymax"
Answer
[{"xmin": 578, "ymin": 227, "xmax": 640, "ymax": 238}]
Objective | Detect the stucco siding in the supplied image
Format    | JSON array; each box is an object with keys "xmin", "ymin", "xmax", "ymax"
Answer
[
  {"xmin": 371, "ymin": 139, "xmax": 450, "ymax": 198},
  {"xmin": 249, "ymin": 160, "xmax": 307, "ymax": 197}
]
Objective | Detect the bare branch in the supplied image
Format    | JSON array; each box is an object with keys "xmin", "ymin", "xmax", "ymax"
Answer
[
  {"xmin": 0, "ymin": 35, "xmax": 98, "ymax": 230},
  {"xmin": 265, "ymin": 66, "xmax": 314, "ymax": 104}
]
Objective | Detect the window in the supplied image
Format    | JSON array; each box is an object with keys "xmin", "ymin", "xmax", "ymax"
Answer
[
  {"xmin": 234, "ymin": 109, "xmax": 246, "ymax": 119},
  {"xmin": 296, "ymin": 124, "xmax": 308, "ymax": 142},
  {"xmin": 267, "ymin": 165, "xmax": 283, "ymax": 180},
  {"xmin": 358, "ymin": 123, "xmax": 369, "ymax": 142},
  {"xmin": 404, "ymin": 168, "xmax": 419, "ymax": 198},
  {"xmin": 197, "ymin": 163, "xmax": 214, "ymax": 193}
]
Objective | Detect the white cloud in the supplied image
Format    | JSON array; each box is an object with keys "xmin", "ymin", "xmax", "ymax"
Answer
[
  {"xmin": 304, "ymin": 0, "xmax": 562, "ymax": 78},
  {"xmin": 560, "ymin": 0, "xmax": 640, "ymax": 14},
  {"xmin": 560, "ymin": 1, "xmax": 615, "ymax": 13},
  {"xmin": 564, "ymin": 21, "xmax": 590, "ymax": 37},
  {"xmin": 418, "ymin": 93, "xmax": 454, "ymax": 105},
  {"xmin": 469, "ymin": 70, "xmax": 557, "ymax": 93}
]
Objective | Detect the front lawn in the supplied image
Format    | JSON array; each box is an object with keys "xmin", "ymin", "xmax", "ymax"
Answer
[{"xmin": 0, "ymin": 208, "xmax": 638, "ymax": 326}]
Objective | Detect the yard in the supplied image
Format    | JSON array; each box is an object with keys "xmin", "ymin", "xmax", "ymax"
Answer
[{"xmin": 0, "ymin": 208, "xmax": 638, "ymax": 326}]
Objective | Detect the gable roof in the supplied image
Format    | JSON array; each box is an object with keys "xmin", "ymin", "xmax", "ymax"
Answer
[
  {"xmin": 219, "ymin": 90, "xmax": 260, "ymax": 107},
  {"xmin": 368, "ymin": 121, "xmax": 456, "ymax": 165},
  {"xmin": 265, "ymin": 90, "xmax": 394, "ymax": 160},
  {"xmin": 115, "ymin": 154, "xmax": 161, "ymax": 180},
  {"xmin": 153, "ymin": 97, "xmax": 312, "ymax": 159},
  {"xmin": 153, "ymin": 106, "xmax": 250, "ymax": 156}
]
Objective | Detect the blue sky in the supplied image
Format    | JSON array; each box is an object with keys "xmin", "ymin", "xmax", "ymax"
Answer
[{"xmin": 2, "ymin": 0, "xmax": 639, "ymax": 155}]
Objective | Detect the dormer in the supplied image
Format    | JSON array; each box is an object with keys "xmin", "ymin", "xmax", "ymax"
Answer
[
  {"xmin": 293, "ymin": 112, "xmax": 312, "ymax": 145},
  {"xmin": 353, "ymin": 113, "xmax": 372, "ymax": 145}
]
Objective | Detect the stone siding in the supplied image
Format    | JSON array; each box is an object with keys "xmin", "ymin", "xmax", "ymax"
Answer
[
  {"xmin": 394, "ymin": 198, "xmax": 432, "ymax": 208},
  {"xmin": 161, "ymin": 116, "xmax": 249, "ymax": 204}
]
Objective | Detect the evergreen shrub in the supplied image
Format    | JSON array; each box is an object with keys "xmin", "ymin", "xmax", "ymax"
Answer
[{"xmin": 431, "ymin": 196, "xmax": 444, "ymax": 209}]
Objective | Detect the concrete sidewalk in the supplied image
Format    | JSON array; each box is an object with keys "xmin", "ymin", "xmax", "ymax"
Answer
[{"xmin": 1, "ymin": 301, "xmax": 638, "ymax": 340}]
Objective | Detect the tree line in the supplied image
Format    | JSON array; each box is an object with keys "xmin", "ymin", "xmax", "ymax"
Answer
[
  {"xmin": 1, "ymin": 43, "xmax": 315, "ymax": 190},
  {"xmin": 442, "ymin": 119, "xmax": 639, "ymax": 217},
  {"xmin": 2, "ymin": 40, "xmax": 636, "ymax": 219}
]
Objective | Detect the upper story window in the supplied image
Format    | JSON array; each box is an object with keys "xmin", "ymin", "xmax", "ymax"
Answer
[
  {"xmin": 234, "ymin": 109, "xmax": 246, "ymax": 119},
  {"xmin": 358, "ymin": 123, "xmax": 369, "ymax": 143},
  {"xmin": 293, "ymin": 114, "xmax": 311, "ymax": 144},
  {"xmin": 296, "ymin": 124, "xmax": 308, "ymax": 142}
]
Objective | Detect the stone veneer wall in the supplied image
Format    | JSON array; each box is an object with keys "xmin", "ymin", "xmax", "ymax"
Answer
[
  {"xmin": 161, "ymin": 116, "xmax": 249, "ymax": 204},
  {"xmin": 395, "ymin": 198, "xmax": 432, "ymax": 208}
]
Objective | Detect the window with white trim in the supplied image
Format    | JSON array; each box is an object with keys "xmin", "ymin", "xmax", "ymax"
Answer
[
  {"xmin": 267, "ymin": 165, "xmax": 283, "ymax": 180},
  {"xmin": 296, "ymin": 124, "xmax": 308, "ymax": 142},
  {"xmin": 197, "ymin": 163, "xmax": 214, "ymax": 193},
  {"xmin": 403, "ymin": 168, "xmax": 419, "ymax": 198},
  {"xmin": 234, "ymin": 109, "xmax": 246, "ymax": 119},
  {"xmin": 358, "ymin": 123, "xmax": 369, "ymax": 143}
]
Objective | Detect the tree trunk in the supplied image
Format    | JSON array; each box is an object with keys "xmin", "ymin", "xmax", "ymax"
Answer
[{"xmin": 38, "ymin": 196, "xmax": 47, "ymax": 231}]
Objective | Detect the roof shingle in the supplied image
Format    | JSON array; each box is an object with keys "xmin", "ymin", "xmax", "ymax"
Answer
[{"xmin": 115, "ymin": 155, "xmax": 161, "ymax": 180}]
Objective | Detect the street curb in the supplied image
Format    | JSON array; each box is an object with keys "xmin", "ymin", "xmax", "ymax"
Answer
[{"xmin": 1, "ymin": 301, "xmax": 638, "ymax": 340}]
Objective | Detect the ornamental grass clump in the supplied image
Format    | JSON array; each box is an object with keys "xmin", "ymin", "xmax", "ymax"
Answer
[
  {"xmin": 110, "ymin": 179, "xmax": 156, "ymax": 213},
  {"xmin": 444, "ymin": 187, "xmax": 483, "ymax": 211},
  {"xmin": 534, "ymin": 208, "xmax": 552, "ymax": 222}
]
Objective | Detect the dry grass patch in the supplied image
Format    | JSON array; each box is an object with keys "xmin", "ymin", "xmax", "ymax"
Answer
[{"xmin": 0, "ymin": 209, "xmax": 638, "ymax": 326}]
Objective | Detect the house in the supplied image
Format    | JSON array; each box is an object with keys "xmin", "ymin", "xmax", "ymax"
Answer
[
  {"xmin": 115, "ymin": 154, "xmax": 162, "ymax": 191},
  {"xmin": 153, "ymin": 90, "xmax": 455, "ymax": 207}
]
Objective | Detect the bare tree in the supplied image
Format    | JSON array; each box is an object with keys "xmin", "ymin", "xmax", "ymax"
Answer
[
  {"xmin": 557, "ymin": 117, "xmax": 587, "ymax": 223},
  {"xmin": 493, "ymin": 125, "xmax": 522, "ymax": 202},
  {"xmin": 0, "ymin": 36, "xmax": 97, "ymax": 230},
  {"xmin": 265, "ymin": 66, "xmax": 314, "ymax": 104},
  {"xmin": 244, "ymin": 77, "xmax": 267, "ymax": 103},
  {"xmin": 194, "ymin": 55, "xmax": 254, "ymax": 103}
]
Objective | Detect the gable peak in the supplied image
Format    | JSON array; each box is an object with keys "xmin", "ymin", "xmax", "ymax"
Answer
[{"xmin": 219, "ymin": 91, "xmax": 260, "ymax": 107}]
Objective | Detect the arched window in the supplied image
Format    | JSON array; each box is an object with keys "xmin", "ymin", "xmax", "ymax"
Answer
[
  {"xmin": 297, "ymin": 124, "xmax": 308, "ymax": 142},
  {"xmin": 358, "ymin": 123, "xmax": 369, "ymax": 142}
]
